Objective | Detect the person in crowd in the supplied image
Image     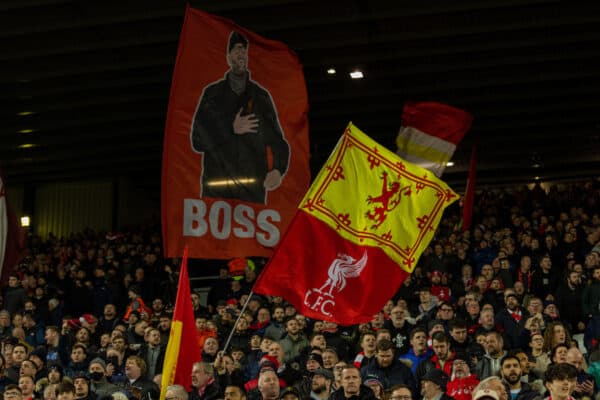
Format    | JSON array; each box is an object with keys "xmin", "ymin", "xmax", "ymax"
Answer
[
  {"xmin": 420, "ymin": 369, "xmax": 452, "ymax": 400},
  {"xmin": 499, "ymin": 355, "xmax": 541, "ymax": 400},
  {"xmin": 565, "ymin": 347, "xmax": 596, "ymax": 399},
  {"xmin": 255, "ymin": 368, "xmax": 281, "ymax": 400},
  {"xmin": 473, "ymin": 376, "xmax": 508, "ymax": 400},
  {"xmin": 354, "ymin": 332, "xmax": 377, "ymax": 370},
  {"xmin": 88, "ymin": 358, "xmax": 119, "ymax": 398},
  {"xmin": 18, "ymin": 374, "xmax": 36, "ymax": 400},
  {"xmin": 165, "ymin": 385, "xmax": 190, "ymax": 400},
  {"xmin": 137, "ymin": 327, "xmax": 165, "ymax": 381},
  {"xmin": 399, "ymin": 327, "xmax": 432, "ymax": 376},
  {"xmin": 495, "ymin": 290, "xmax": 528, "ymax": 350},
  {"xmin": 476, "ymin": 331, "xmax": 507, "ymax": 379},
  {"xmin": 72, "ymin": 373, "xmax": 94, "ymax": 400},
  {"xmin": 117, "ymin": 356, "xmax": 159, "ymax": 400},
  {"xmin": 446, "ymin": 352, "xmax": 479, "ymax": 400},
  {"xmin": 56, "ymin": 382, "xmax": 76, "ymax": 400},
  {"xmin": 384, "ymin": 306, "xmax": 414, "ymax": 355},
  {"xmin": 416, "ymin": 332, "xmax": 455, "ymax": 386},
  {"xmin": 359, "ymin": 339, "xmax": 414, "ymax": 391},
  {"xmin": 279, "ymin": 317, "xmax": 308, "ymax": 363},
  {"xmin": 330, "ymin": 366, "xmax": 375, "ymax": 400},
  {"xmin": 189, "ymin": 361, "xmax": 220, "ymax": 400},
  {"xmin": 543, "ymin": 363, "xmax": 578, "ymax": 400},
  {"xmin": 308, "ymin": 368, "xmax": 333, "ymax": 400},
  {"xmin": 8, "ymin": 344, "xmax": 30, "ymax": 383},
  {"xmin": 387, "ymin": 384, "xmax": 413, "ymax": 400}
]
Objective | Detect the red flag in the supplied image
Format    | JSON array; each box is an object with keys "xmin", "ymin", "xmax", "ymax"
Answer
[
  {"xmin": 253, "ymin": 123, "xmax": 458, "ymax": 324},
  {"xmin": 160, "ymin": 246, "xmax": 200, "ymax": 398},
  {"xmin": 462, "ymin": 145, "xmax": 477, "ymax": 231},
  {"xmin": 161, "ymin": 6, "xmax": 310, "ymax": 259},
  {"xmin": 396, "ymin": 102, "xmax": 472, "ymax": 176},
  {"xmin": 0, "ymin": 174, "xmax": 26, "ymax": 285}
]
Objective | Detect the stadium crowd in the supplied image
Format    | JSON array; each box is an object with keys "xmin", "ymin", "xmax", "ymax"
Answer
[{"xmin": 2, "ymin": 182, "xmax": 600, "ymax": 400}]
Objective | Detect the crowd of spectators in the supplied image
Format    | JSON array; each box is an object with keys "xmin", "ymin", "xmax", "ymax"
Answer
[{"xmin": 2, "ymin": 181, "xmax": 600, "ymax": 400}]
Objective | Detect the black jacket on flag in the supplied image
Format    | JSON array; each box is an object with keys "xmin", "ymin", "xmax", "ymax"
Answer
[{"xmin": 191, "ymin": 71, "xmax": 290, "ymax": 204}]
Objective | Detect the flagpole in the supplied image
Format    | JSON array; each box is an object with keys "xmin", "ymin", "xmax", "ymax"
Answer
[{"xmin": 221, "ymin": 290, "xmax": 254, "ymax": 354}]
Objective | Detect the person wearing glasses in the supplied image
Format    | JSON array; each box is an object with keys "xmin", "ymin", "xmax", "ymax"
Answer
[
  {"xmin": 3, "ymin": 385, "xmax": 23, "ymax": 400},
  {"xmin": 387, "ymin": 384, "xmax": 412, "ymax": 400},
  {"xmin": 332, "ymin": 362, "xmax": 347, "ymax": 392}
]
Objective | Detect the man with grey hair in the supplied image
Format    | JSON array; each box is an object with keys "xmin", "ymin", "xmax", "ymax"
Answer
[
  {"xmin": 166, "ymin": 385, "xmax": 189, "ymax": 400},
  {"xmin": 258, "ymin": 368, "xmax": 280, "ymax": 400},
  {"xmin": 189, "ymin": 362, "xmax": 219, "ymax": 400}
]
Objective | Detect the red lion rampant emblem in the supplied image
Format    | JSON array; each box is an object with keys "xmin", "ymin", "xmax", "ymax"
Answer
[{"xmin": 365, "ymin": 172, "xmax": 411, "ymax": 229}]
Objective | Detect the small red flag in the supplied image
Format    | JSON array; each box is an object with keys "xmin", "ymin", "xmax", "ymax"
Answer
[
  {"xmin": 462, "ymin": 145, "xmax": 477, "ymax": 231},
  {"xmin": 160, "ymin": 246, "xmax": 200, "ymax": 398}
]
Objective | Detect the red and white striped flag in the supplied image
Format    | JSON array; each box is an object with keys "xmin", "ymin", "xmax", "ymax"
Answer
[{"xmin": 396, "ymin": 102, "xmax": 472, "ymax": 176}]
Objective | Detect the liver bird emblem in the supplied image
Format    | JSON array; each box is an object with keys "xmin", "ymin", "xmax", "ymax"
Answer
[{"xmin": 317, "ymin": 252, "xmax": 368, "ymax": 296}]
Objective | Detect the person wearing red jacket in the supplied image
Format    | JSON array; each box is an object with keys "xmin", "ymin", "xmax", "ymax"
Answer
[{"xmin": 447, "ymin": 352, "xmax": 479, "ymax": 400}]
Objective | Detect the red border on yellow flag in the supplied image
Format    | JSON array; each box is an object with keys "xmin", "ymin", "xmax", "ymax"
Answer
[{"xmin": 253, "ymin": 123, "xmax": 457, "ymax": 324}]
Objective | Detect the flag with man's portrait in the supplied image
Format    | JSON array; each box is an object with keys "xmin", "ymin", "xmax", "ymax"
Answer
[{"xmin": 162, "ymin": 5, "xmax": 310, "ymax": 259}]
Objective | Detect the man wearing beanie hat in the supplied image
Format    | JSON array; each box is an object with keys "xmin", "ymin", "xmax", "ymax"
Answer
[
  {"xmin": 89, "ymin": 358, "xmax": 120, "ymax": 398},
  {"xmin": 447, "ymin": 352, "xmax": 479, "ymax": 400},
  {"xmin": 360, "ymin": 339, "xmax": 415, "ymax": 391},
  {"xmin": 420, "ymin": 369, "xmax": 452, "ymax": 400},
  {"xmin": 310, "ymin": 368, "xmax": 333, "ymax": 400},
  {"xmin": 190, "ymin": 29, "xmax": 291, "ymax": 204},
  {"xmin": 294, "ymin": 353, "xmax": 325, "ymax": 399}
]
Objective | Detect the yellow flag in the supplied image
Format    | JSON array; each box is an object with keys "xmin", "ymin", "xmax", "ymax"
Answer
[{"xmin": 301, "ymin": 123, "xmax": 458, "ymax": 273}]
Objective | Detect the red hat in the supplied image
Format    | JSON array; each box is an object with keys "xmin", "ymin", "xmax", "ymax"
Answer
[
  {"xmin": 226, "ymin": 298, "xmax": 238, "ymax": 306},
  {"xmin": 80, "ymin": 313, "xmax": 98, "ymax": 325}
]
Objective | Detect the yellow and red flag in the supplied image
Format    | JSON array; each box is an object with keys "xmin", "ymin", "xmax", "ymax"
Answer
[
  {"xmin": 160, "ymin": 246, "xmax": 199, "ymax": 399},
  {"xmin": 253, "ymin": 123, "xmax": 458, "ymax": 324}
]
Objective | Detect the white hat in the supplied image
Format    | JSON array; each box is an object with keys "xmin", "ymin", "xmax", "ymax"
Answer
[{"xmin": 472, "ymin": 389, "xmax": 500, "ymax": 400}]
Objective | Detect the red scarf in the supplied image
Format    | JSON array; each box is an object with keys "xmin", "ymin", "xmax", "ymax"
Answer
[{"xmin": 510, "ymin": 308, "xmax": 522, "ymax": 322}]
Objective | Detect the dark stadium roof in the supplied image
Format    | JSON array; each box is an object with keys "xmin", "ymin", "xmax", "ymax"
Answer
[{"xmin": 3, "ymin": 0, "xmax": 600, "ymax": 200}]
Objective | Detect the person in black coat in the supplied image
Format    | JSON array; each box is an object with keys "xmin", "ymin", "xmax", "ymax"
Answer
[
  {"xmin": 360, "ymin": 339, "xmax": 415, "ymax": 392},
  {"xmin": 419, "ymin": 369, "xmax": 454, "ymax": 400},
  {"xmin": 494, "ymin": 290, "xmax": 529, "ymax": 350},
  {"xmin": 189, "ymin": 361, "xmax": 221, "ymax": 400},
  {"xmin": 329, "ymin": 366, "xmax": 376, "ymax": 400}
]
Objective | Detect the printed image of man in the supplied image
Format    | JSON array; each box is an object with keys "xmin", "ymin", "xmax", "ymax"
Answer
[{"xmin": 191, "ymin": 31, "xmax": 290, "ymax": 204}]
